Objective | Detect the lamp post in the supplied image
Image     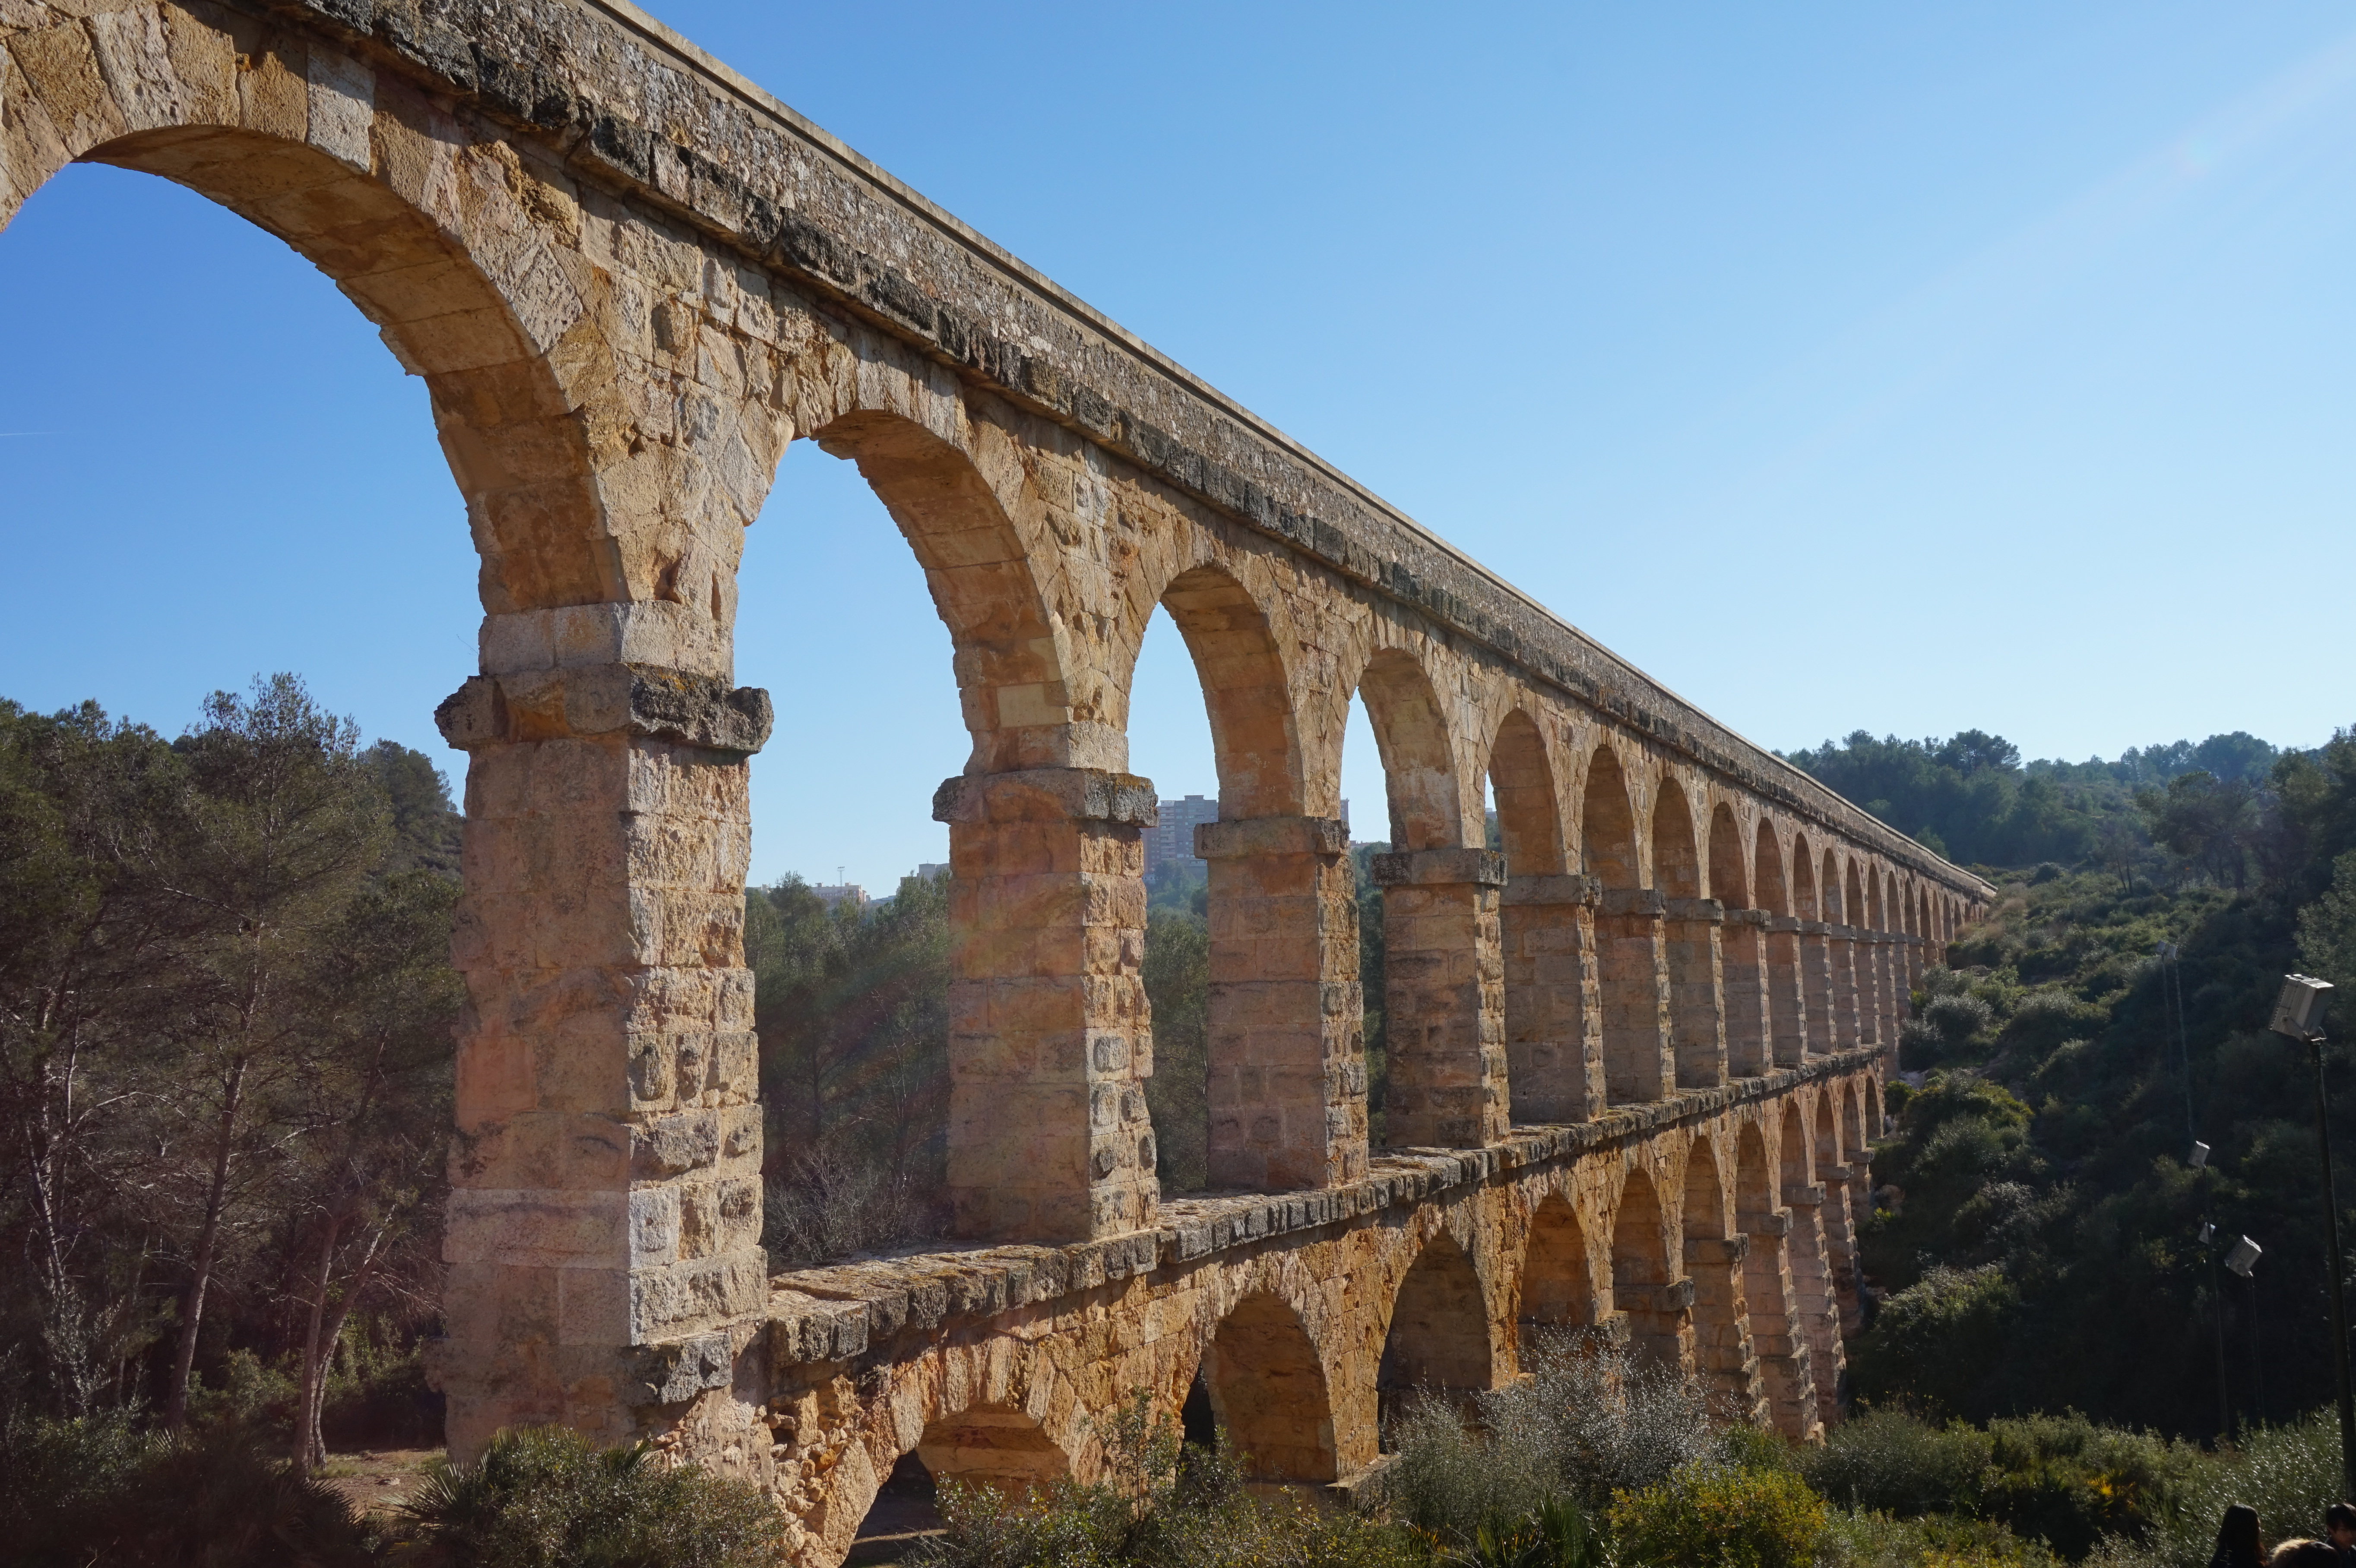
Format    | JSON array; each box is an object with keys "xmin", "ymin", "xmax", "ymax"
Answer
[{"xmin": 2272, "ymin": 974, "xmax": 2356, "ymax": 1499}]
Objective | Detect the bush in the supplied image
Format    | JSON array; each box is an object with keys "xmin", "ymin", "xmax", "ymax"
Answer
[
  {"xmin": 1976, "ymin": 1411, "xmax": 2198, "ymax": 1558},
  {"xmin": 1375, "ymin": 1336, "xmax": 1713, "ymax": 1545},
  {"xmin": 2112, "ymin": 1411, "xmax": 2346, "ymax": 1568},
  {"xmin": 1606, "ymin": 1459, "xmax": 1825, "ymax": 1568},
  {"xmin": 1802, "ymin": 1408, "xmax": 1993, "ymax": 1518},
  {"xmin": 1821, "ymin": 1508, "xmax": 2061, "ymax": 1567},
  {"xmin": 912, "ymin": 1394, "xmax": 1424, "ymax": 1568},
  {"xmin": 0, "ymin": 1409, "xmax": 380, "ymax": 1567},
  {"xmin": 1849, "ymin": 1267, "xmax": 2021, "ymax": 1416},
  {"xmin": 399, "ymin": 1425, "xmax": 782, "ymax": 1568}
]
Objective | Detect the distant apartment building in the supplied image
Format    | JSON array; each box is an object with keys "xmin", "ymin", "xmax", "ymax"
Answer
[
  {"xmin": 1141, "ymin": 797, "xmax": 1353, "ymax": 876},
  {"xmin": 912, "ymin": 862, "xmax": 948, "ymax": 882},
  {"xmin": 811, "ymin": 883, "xmax": 870, "ymax": 911},
  {"xmin": 1143, "ymin": 794, "xmax": 1222, "ymax": 876}
]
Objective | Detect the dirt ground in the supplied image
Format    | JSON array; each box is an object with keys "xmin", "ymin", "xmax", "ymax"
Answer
[{"xmin": 317, "ymin": 1448, "xmax": 442, "ymax": 1518}]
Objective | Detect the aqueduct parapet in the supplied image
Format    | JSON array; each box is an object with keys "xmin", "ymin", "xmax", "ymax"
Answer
[{"xmin": 0, "ymin": 1, "xmax": 1993, "ymax": 1559}]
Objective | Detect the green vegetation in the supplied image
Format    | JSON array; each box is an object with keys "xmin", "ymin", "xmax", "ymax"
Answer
[
  {"xmin": 0, "ymin": 680, "xmax": 458, "ymax": 1462},
  {"xmin": 745, "ymin": 870, "xmax": 953, "ymax": 1263},
  {"xmin": 0, "ymin": 1412, "xmax": 779, "ymax": 1568}
]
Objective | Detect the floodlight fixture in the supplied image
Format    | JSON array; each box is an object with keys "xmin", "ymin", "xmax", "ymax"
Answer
[
  {"xmin": 2274, "ymin": 974, "xmax": 2334, "ymax": 1042},
  {"xmin": 2190, "ymin": 1141, "xmax": 2211, "ymax": 1169},
  {"xmin": 2226, "ymin": 1235, "xmax": 2261, "ymax": 1278}
]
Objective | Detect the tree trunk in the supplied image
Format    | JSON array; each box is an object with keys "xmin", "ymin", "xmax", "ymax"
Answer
[
  {"xmin": 300, "ymin": 1214, "xmax": 390, "ymax": 1471},
  {"xmin": 293, "ymin": 1207, "xmax": 343, "ymax": 1472},
  {"xmin": 164, "ymin": 1056, "xmax": 246, "ymax": 1430}
]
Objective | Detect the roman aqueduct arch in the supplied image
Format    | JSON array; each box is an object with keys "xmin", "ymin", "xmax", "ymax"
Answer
[{"xmin": 0, "ymin": 0, "xmax": 1992, "ymax": 1560}]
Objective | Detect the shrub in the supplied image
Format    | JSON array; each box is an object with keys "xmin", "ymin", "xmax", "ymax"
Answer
[
  {"xmin": 2113, "ymin": 1411, "xmax": 2346, "ymax": 1568},
  {"xmin": 1802, "ymin": 1408, "xmax": 1992, "ymax": 1518},
  {"xmin": 1375, "ymin": 1335, "xmax": 1714, "ymax": 1545},
  {"xmin": 1821, "ymin": 1508, "xmax": 2062, "ymax": 1567},
  {"xmin": 399, "ymin": 1425, "xmax": 782, "ymax": 1568},
  {"xmin": 1438, "ymin": 1496, "xmax": 1602, "ymax": 1568},
  {"xmin": 1977, "ymin": 1411, "xmax": 2198, "ymax": 1557},
  {"xmin": 1849, "ymin": 1267, "xmax": 2021, "ymax": 1416},
  {"xmin": 0, "ymin": 1409, "xmax": 379, "ymax": 1567},
  {"xmin": 1606, "ymin": 1459, "xmax": 1825, "ymax": 1568},
  {"xmin": 913, "ymin": 1394, "xmax": 1424, "ymax": 1568}
]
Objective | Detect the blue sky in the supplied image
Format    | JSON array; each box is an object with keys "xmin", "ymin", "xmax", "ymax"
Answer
[{"xmin": 4, "ymin": 2, "xmax": 2354, "ymax": 888}]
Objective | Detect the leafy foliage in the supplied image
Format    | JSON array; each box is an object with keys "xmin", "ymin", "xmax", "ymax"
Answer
[
  {"xmin": 1606, "ymin": 1459, "xmax": 1826, "ymax": 1568},
  {"xmin": 0, "ymin": 680, "xmax": 457, "ymax": 1453},
  {"xmin": 399, "ymin": 1425, "xmax": 782, "ymax": 1568},
  {"xmin": 748, "ymin": 871, "xmax": 951, "ymax": 1265}
]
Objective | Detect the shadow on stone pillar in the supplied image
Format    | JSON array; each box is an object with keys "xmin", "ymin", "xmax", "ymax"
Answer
[
  {"xmin": 432, "ymin": 665, "xmax": 774, "ymax": 1464},
  {"xmin": 1784, "ymin": 1184, "xmax": 1847, "ymax": 1428},
  {"xmin": 1663, "ymin": 898, "xmax": 1728, "ymax": 1089},
  {"xmin": 1197, "ymin": 815, "xmax": 1368, "ymax": 1190},
  {"xmin": 1720, "ymin": 910, "xmax": 1773, "ymax": 1078},
  {"xmin": 1598, "ymin": 889, "xmax": 1674, "ymax": 1103},
  {"xmin": 1764, "ymin": 915, "xmax": 1810, "ymax": 1068},
  {"xmin": 1798, "ymin": 922, "xmax": 1835, "ymax": 1058},
  {"xmin": 1829, "ymin": 929, "xmax": 1862, "ymax": 1050},
  {"xmin": 1741, "ymin": 1210, "xmax": 1823, "ymax": 1442},
  {"xmin": 1374, "ymin": 848, "xmax": 1510, "ymax": 1148},
  {"xmin": 933, "ymin": 768, "xmax": 1159, "ymax": 1242},
  {"xmin": 1686, "ymin": 1234, "xmax": 1765, "ymax": 1425},
  {"xmin": 1501, "ymin": 873, "xmax": 1605, "ymax": 1122}
]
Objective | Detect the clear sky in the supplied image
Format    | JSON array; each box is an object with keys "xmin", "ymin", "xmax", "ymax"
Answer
[{"xmin": 3, "ymin": 2, "xmax": 2353, "ymax": 889}]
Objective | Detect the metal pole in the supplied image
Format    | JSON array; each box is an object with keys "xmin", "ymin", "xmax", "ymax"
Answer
[
  {"xmin": 2312, "ymin": 1032, "xmax": 2356, "ymax": 1500},
  {"xmin": 2210, "ymin": 1239, "xmax": 2232, "ymax": 1440}
]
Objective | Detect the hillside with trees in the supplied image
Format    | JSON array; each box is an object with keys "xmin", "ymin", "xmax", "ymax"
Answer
[{"xmin": 1786, "ymin": 726, "xmax": 2356, "ymax": 1442}]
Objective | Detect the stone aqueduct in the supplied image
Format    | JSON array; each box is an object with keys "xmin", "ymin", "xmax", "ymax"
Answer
[{"xmin": 0, "ymin": 0, "xmax": 1995, "ymax": 1559}]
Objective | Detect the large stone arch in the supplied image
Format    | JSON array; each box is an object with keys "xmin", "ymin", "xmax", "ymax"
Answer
[
  {"xmin": 1580, "ymin": 744, "xmax": 1641, "ymax": 888},
  {"xmin": 1650, "ymin": 778, "xmax": 1701, "ymax": 900},
  {"xmin": 1780, "ymin": 1099, "xmax": 1845, "ymax": 1423},
  {"xmin": 1653, "ymin": 779, "xmax": 1722, "ymax": 1089},
  {"xmin": 1515, "ymin": 1191, "xmax": 1602, "ymax": 1356},
  {"xmin": 1200, "ymin": 1292, "xmax": 1339, "ymax": 1483},
  {"xmin": 811, "ymin": 408, "xmax": 1084, "ymax": 775},
  {"xmin": 1354, "ymin": 644, "xmax": 1465, "ymax": 850},
  {"xmin": 1681, "ymin": 1137, "xmax": 1758, "ymax": 1419},
  {"xmin": 1736, "ymin": 1120, "xmax": 1813, "ymax": 1438},
  {"xmin": 1708, "ymin": 803, "xmax": 1749, "ymax": 908},
  {"xmin": 1489, "ymin": 707, "xmax": 1567, "ymax": 874},
  {"xmin": 1792, "ymin": 831, "xmax": 1820, "ymax": 920},
  {"xmin": 1816, "ymin": 1094, "xmax": 1861, "ymax": 1338},
  {"xmin": 1586, "ymin": 746, "xmax": 1669, "ymax": 1104},
  {"xmin": 1378, "ymin": 1226, "xmax": 1495, "ymax": 1432},
  {"xmin": 1609, "ymin": 1167, "xmax": 1685, "ymax": 1371}
]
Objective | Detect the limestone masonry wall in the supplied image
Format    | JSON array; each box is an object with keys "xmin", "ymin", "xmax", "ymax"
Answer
[{"xmin": 0, "ymin": 1, "xmax": 1994, "ymax": 1561}]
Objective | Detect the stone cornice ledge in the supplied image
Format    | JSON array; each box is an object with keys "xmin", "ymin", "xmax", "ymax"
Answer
[
  {"xmin": 242, "ymin": 0, "xmax": 1990, "ymax": 901},
  {"xmin": 765, "ymin": 1049, "xmax": 1883, "ymax": 1369}
]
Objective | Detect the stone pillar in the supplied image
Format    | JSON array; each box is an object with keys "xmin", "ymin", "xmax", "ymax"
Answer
[
  {"xmin": 1685, "ymin": 1235, "xmax": 1764, "ymax": 1424},
  {"xmin": 1741, "ymin": 1210, "xmax": 1822, "ymax": 1442},
  {"xmin": 1852, "ymin": 933, "xmax": 1880, "ymax": 1050},
  {"xmin": 1902, "ymin": 934, "xmax": 1925, "ymax": 1009},
  {"xmin": 1827, "ymin": 1161, "xmax": 1870, "ymax": 1335},
  {"xmin": 1373, "ymin": 848, "xmax": 1510, "ymax": 1148},
  {"xmin": 1720, "ymin": 910, "xmax": 1773, "ymax": 1078},
  {"xmin": 434, "ymin": 665, "xmax": 773, "ymax": 1461},
  {"xmin": 1763, "ymin": 915, "xmax": 1809, "ymax": 1068},
  {"xmin": 1598, "ymin": 889, "xmax": 1675, "ymax": 1104},
  {"xmin": 933, "ymin": 768, "xmax": 1159, "ymax": 1242},
  {"xmin": 1197, "ymin": 815, "xmax": 1368, "ymax": 1191},
  {"xmin": 1663, "ymin": 898, "xmax": 1729, "ymax": 1090},
  {"xmin": 1784, "ymin": 1183, "xmax": 1847, "ymax": 1427},
  {"xmin": 1618, "ymin": 1275, "xmax": 1697, "ymax": 1375},
  {"xmin": 1501, "ymin": 873, "xmax": 1606, "ymax": 1122},
  {"xmin": 1798, "ymin": 921, "xmax": 1836, "ymax": 1057},
  {"xmin": 1828, "ymin": 927, "xmax": 1861, "ymax": 1050}
]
